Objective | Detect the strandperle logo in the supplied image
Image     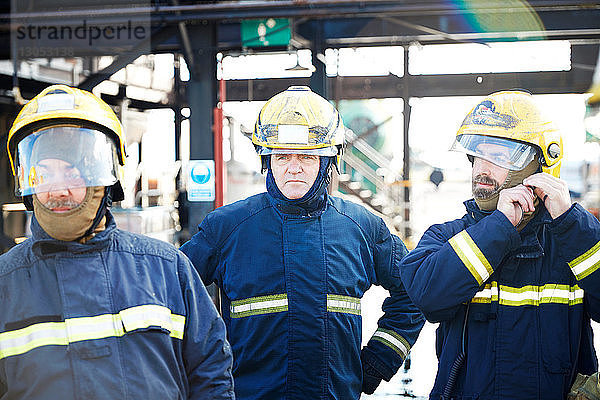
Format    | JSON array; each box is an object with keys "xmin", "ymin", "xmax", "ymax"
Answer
[
  {"xmin": 11, "ymin": 1, "xmax": 151, "ymax": 58},
  {"xmin": 16, "ymin": 20, "xmax": 147, "ymax": 47}
]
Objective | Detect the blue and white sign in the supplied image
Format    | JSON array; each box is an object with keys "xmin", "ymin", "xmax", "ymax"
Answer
[{"xmin": 187, "ymin": 160, "xmax": 215, "ymax": 202}]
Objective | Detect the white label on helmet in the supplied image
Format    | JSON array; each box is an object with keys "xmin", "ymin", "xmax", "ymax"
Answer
[
  {"xmin": 37, "ymin": 93, "xmax": 75, "ymax": 113},
  {"xmin": 278, "ymin": 125, "xmax": 309, "ymax": 144}
]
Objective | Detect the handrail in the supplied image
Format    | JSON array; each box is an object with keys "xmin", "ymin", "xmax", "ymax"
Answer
[
  {"xmin": 341, "ymin": 152, "xmax": 386, "ymax": 191},
  {"xmin": 345, "ymin": 129, "xmax": 399, "ymax": 175}
]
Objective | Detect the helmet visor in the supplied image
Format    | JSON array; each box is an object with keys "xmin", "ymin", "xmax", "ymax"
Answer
[
  {"xmin": 450, "ymin": 134, "xmax": 537, "ymax": 171},
  {"xmin": 15, "ymin": 126, "xmax": 119, "ymax": 196},
  {"xmin": 256, "ymin": 146, "xmax": 338, "ymax": 156}
]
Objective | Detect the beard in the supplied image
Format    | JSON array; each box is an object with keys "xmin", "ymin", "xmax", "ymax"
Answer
[
  {"xmin": 472, "ymin": 174, "xmax": 501, "ymax": 200},
  {"xmin": 41, "ymin": 197, "xmax": 81, "ymax": 210}
]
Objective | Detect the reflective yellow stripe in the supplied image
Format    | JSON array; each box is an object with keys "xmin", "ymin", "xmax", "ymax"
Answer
[
  {"xmin": 449, "ymin": 230, "xmax": 493, "ymax": 285},
  {"xmin": 0, "ymin": 305, "xmax": 185, "ymax": 360},
  {"xmin": 230, "ymin": 294, "xmax": 288, "ymax": 318},
  {"xmin": 0, "ymin": 323, "xmax": 68, "ymax": 359},
  {"xmin": 327, "ymin": 294, "xmax": 361, "ymax": 315},
  {"xmin": 371, "ymin": 328, "xmax": 410, "ymax": 358},
  {"xmin": 569, "ymin": 240, "xmax": 600, "ymax": 280},
  {"xmin": 471, "ymin": 282, "xmax": 584, "ymax": 306}
]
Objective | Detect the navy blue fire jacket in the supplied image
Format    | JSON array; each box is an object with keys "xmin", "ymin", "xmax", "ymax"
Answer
[
  {"xmin": 181, "ymin": 192, "xmax": 424, "ymax": 400},
  {"xmin": 0, "ymin": 211, "xmax": 235, "ymax": 399},
  {"xmin": 401, "ymin": 199, "xmax": 600, "ymax": 399}
]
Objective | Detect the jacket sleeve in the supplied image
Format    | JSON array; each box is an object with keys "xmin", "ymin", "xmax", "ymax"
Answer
[
  {"xmin": 549, "ymin": 203, "xmax": 600, "ymax": 322},
  {"xmin": 179, "ymin": 216, "xmax": 220, "ymax": 286},
  {"xmin": 399, "ymin": 210, "xmax": 520, "ymax": 323},
  {"xmin": 177, "ymin": 253, "xmax": 235, "ymax": 400},
  {"xmin": 361, "ymin": 219, "xmax": 426, "ymax": 383}
]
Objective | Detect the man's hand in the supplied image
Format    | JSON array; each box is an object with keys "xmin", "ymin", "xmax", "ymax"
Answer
[
  {"xmin": 523, "ymin": 172, "xmax": 571, "ymax": 219},
  {"xmin": 497, "ymin": 185, "xmax": 536, "ymax": 226}
]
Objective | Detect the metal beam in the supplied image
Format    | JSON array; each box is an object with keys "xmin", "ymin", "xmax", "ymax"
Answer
[
  {"xmin": 225, "ymin": 70, "xmax": 596, "ymax": 101},
  {"xmin": 4, "ymin": 1, "xmax": 600, "ymax": 23},
  {"xmin": 78, "ymin": 26, "xmax": 177, "ymax": 91},
  {"xmin": 223, "ymin": 41, "xmax": 598, "ymax": 100},
  {"xmin": 99, "ymin": 93, "xmax": 173, "ymax": 110},
  {"xmin": 1, "ymin": 2, "xmax": 599, "ymax": 59}
]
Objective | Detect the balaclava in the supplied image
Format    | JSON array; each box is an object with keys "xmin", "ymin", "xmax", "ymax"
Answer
[
  {"xmin": 266, "ymin": 155, "xmax": 334, "ymax": 214},
  {"xmin": 473, "ymin": 156, "xmax": 540, "ymax": 230},
  {"xmin": 33, "ymin": 186, "xmax": 106, "ymax": 242}
]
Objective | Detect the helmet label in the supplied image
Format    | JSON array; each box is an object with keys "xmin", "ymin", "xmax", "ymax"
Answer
[
  {"xmin": 466, "ymin": 100, "xmax": 518, "ymax": 129},
  {"xmin": 278, "ymin": 124, "xmax": 309, "ymax": 144},
  {"xmin": 37, "ymin": 93, "xmax": 75, "ymax": 113}
]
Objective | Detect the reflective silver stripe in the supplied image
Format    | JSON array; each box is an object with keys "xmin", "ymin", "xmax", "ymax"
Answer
[
  {"xmin": 0, "ymin": 305, "xmax": 185, "ymax": 360},
  {"xmin": 569, "ymin": 240, "xmax": 600, "ymax": 280},
  {"xmin": 448, "ymin": 230, "xmax": 493, "ymax": 285},
  {"xmin": 327, "ymin": 294, "xmax": 361, "ymax": 315},
  {"xmin": 471, "ymin": 282, "xmax": 499, "ymax": 303},
  {"xmin": 471, "ymin": 282, "xmax": 584, "ymax": 306},
  {"xmin": 230, "ymin": 294, "xmax": 288, "ymax": 318},
  {"xmin": 371, "ymin": 328, "xmax": 410, "ymax": 358},
  {"xmin": 120, "ymin": 304, "xmax": 179, "ymax": 335}
]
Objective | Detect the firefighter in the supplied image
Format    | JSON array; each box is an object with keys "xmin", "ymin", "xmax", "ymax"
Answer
[
  {"xmin": 181, "ymin": 86, "xmax": 424, "ymax": 399},
  {"xmin": 400, "ymin": 90, "xmax": 600, "ymax": 399},
  {"xmin": 1, "ymin": 85, "xmax": 234, "ymax": 399}
]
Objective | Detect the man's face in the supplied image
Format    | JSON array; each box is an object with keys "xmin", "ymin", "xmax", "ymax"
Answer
[
  {"xmin": 471, "ymin": 143, "xmax": 510, "ymax": 200},
  {"xmin": 34, "ymin": 159, "xmax": 87, "ymax": 212},
  {"xmin": 271, "ymin": 153, "xmax": 320, "ymax": 199}
]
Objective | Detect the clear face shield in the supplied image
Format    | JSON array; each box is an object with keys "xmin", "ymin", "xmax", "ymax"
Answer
[
  {"xmin": 450, "ymin": 134, "xmax": 537, "ymax": 171},
  {"xmin": 15, "ymin": 126, "xmax": 120, "ymax": 197}
]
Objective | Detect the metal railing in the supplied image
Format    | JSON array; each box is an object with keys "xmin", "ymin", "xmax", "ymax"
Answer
[{"xmin": 339, "ymin": 128, "xmax": 403, "ymax": 224}]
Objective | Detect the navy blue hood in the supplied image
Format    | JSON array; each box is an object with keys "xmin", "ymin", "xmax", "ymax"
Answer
[{"xmin": 266, "ymin": 156, "xmax": 334, "ymax": 215}]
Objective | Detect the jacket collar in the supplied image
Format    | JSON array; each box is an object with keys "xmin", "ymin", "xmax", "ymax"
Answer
[
  {"xmin": 464, "ymin": 198, "xmax": 552, "ymax": 227},
  {"xmin": 267, "ymin": 191, "xmax": 328, "ymax": 217},
  {"xmin": 464, "ymin": 198, "xmax": 552, "ymax": 258},
  {"xmin": 31, "ymin": 210, "xmax": 116, "ymax": 256}
]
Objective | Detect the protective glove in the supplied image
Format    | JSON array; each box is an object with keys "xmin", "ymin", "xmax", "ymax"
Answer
[
  {"xmin": 361, "ymin": 356, "xmax": 384, "ymax": 395},
  {"xmin": 568, "ymin": 372, "xmax": 600, "ymax": 400}
]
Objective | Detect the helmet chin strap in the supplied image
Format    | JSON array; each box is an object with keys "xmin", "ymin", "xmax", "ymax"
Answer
[{"xmin": 81, "ymin": 186, "xmax": 112, "ymax": 239}]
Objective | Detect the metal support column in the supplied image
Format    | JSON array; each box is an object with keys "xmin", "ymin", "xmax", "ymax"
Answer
[
  {"xmin": 173, "ymin": 54, "xmax": 190, "ymax": 243},
  {"xmin": 402, "ymin": 45, "xmax": 411, "ymax": 240},
  {"xmin": 309, "ymin": 22, "xmax": 327, "ymax": 98},
  {"xmin": 186, "ymin": 23, "xmax": 218, "ymax": 233}
]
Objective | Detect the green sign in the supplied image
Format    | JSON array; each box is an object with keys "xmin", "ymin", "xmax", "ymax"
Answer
[{"xmin": 241, "ymin": 18, "xmax": 291, "ymax": 47}]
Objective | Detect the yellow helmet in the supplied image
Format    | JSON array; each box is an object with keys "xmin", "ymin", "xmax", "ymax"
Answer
[
  {"xmin": 6, "ymin": 85, "xmax": 127, "ymax": 200},
  {"xmin": 7, "ymin": 84, "xmax": 126, "ymax": 177},
  {"xmin": 252, "ymin": 86, "xmax": 345, "ymax": 157},
  {"xmin": 451, "ymin": 90, "xmax": 563, "ymax": 177}
]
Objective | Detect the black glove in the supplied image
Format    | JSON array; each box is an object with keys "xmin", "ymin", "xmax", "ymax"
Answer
[{"xmin": 361, "ymin": 358, "xmax": 384, "ymax": 395}]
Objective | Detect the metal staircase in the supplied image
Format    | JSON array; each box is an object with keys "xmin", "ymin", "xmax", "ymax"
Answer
[{"xmin": 336, "ymin": 129, "xmax": 404, "ymax": 232}]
